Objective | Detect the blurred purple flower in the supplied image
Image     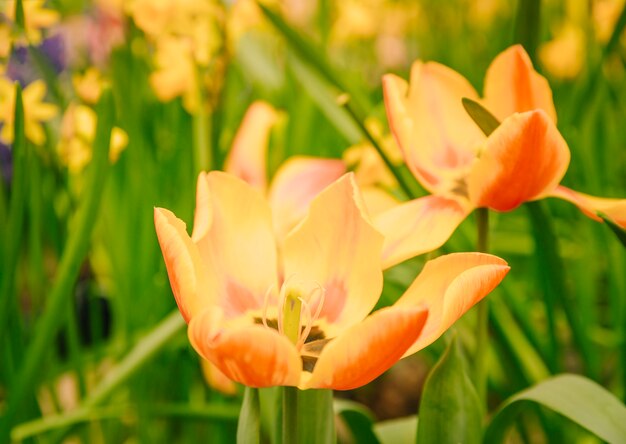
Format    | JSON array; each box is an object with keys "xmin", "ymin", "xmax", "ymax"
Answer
[{"xmin": 6, "ymin": 33, "xmax": 66, "ymax": 86}]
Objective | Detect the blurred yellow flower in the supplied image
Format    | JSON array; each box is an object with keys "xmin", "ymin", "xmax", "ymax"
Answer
[
  {"xmin": 57, "ymin": 103, "xmax": 128, "ymax": 173},
  {"xmin": 0, "ymin": 78, "xmax": 58, "ymax": 145},
  {"xmin": 0, "ymin": 24, "xmax": 11, "ymax": 59},
  {"xmin": 3, "ymin": 0, "xmax": 59, "ymax": 45},
  {"xmin": 593, "ymin": 0, "xmax": 625, "ymax": 43},
  {"xmin": 72, "ymin": 68, "xmax": 105, "ymax": 105},
  {"xmin": 149, "ymin": 36, "xmax": 199, "ymax": 112},
  {"xmin": 539, "ymin": 23, "xmax": 586, "ymax": 80}
]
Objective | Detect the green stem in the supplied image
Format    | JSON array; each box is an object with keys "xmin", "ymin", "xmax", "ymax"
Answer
[
  {"xmin": 475, "ymin": 207, "xmax": 490, "ymax": 411},
  {"xmin": 192, "ymin": 77, "xmax": 212, "ymax": 174},
  {"xmin": 283, "ymin": 386, "xmax": 299, "ymax": 444},
  {"xmin": 338, "ymin": 95, "xmax": 416, "ymax": 199}
]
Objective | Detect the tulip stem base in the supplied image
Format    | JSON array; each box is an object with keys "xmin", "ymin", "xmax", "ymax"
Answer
[
  {"xmin": 283, "ymin": 386, "xmax": 299, "ymax": 443},
  {"xmin": 475, "ymin": 207, "xmax": 490, "ymax": 413}
]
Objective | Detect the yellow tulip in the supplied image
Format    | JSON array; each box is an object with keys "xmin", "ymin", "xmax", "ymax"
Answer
[{"xmin": 155, "ymin": 172, "xmax": 509, "ymax": 389}]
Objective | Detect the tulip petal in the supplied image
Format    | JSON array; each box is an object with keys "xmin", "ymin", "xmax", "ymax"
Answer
[
  {"xmin": 191, "ymin": 171, "xmax": 212, "ymax": 242},
  {"xmin": 468, "ymin": 110, "xmax": 570, "ymax": 211},
  {"xmin": 303, "ymin": 306, "xmax": 428, "ymax": 390},
  {"xmin": 550, "ymin": 185, "xmax": 626, "ymax": 227},
  {"xmin": 383, "ymin": 62, "xmax": 484, "ymax": 194},
  {"xmin": 194, "ymin": 172, "xmax": 279, "ymax": 317},
  {"xmin": 200, "ymin": 359, "xmax": 238, "ymax": 395},
  {"xmin": 283, "ymin": 174, "xmax": 384, "ymax": 336},
  {"xmin": 189, "ymin": 308, "xmax": 302, "ymax": 387},
  {"xmin": 483, "ymin": 44, "xmax": 557, "ymax": 123},
  {"xmin": 223, "ymin": 101, "xmax": 278, "ymax": 191},
  {"xmin": 268, "ymin": 156, "xmax": 346, "ymax": 240},
  {"xmin": 374, "ymin": 195, "xmax": 471, "ymax": 269},
  {"xmin": 154, "ymin": 208, "xmax": 214, "ymax": 322},
  {"xmin": 395, "ymin": 252, "xmax": 509, "ymax": 356}
]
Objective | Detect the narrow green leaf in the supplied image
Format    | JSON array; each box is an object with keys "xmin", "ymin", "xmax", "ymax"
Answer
[
  {"xmin": 298, "ymin": 389, "xmax": 336, "ymax": 444},
  {"xmin": 12, "ymin": 402, "xmax": 240, "ymax": 441},
  {"xmin": 0, "ymin": 90, "xmax": 115, "ymax": 439},
  {"xmin": 237, "ymin": 387, "xmax": 261, "ymax": 444},
  {"xmin": 599, "ymin": 212, "xmax": 626, "ymax": 248},
  {"xmin": 374, "ymin": 416, "xmax": 417, "ymax": 444},
  {"xmin": 288, "ymin": 55, "xmax": 361, "ymax": 144},
  {"xmin": 334, "ymin": 399, "xmax": 380, "ymax": 444},
  {"xmin": 257, "ymin": 2, "xmax": 369, "ymax": 115},
  {"xmin": 513, "ymin": 0, "xmax": 541, "ymax": 60},
  {"xmin": 14, "ymin": 0, "xmax": 26, "ymax": 31},
  {"xmin": 0, "ymin": 83, "xmax": 27, "ymax": 349},
  {"xmin": 417, "ymin": 335, "xmax": 482, "ymax": 444},
  {"xmin": 485, "ymin": 374, "xmax": 626, "ymax": 443},
  {"xmin": 527, "ymin": 201, "xmax": 597, "ymax": 377},
  {"xmin": 462, "ymin": 98, "xmax": 500, "ymax": 137},
  {"xmin": 83, "ymin": 310, "xmax": 185, "ymax": 407}
]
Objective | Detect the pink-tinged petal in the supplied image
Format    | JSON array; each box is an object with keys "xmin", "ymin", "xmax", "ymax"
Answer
[
  {"xmin": 374, "ymin": 195, "xmax": 471, "ymax": 269},
  {"xmin": 549, "ymin": 185, "xmax": 626, "ymax": 227},
  {"xmin": 383, "ymin": 62, "xmax": 485, "ymax": 193},
  {"xmin": 483, "ymin": 44, "xmax": 557, "ymax": 123},
  {"xmin": 283, "ymin": 174, "xmax": 384, "ymax": 336},
  {"xmin": 268, "ymin": 156, "xmax": 346, "ymax": 240},
  {"xmin": 189, "ymin": 308, "xmax": 301, "ymax": 387},
  {"xmin": 303, "ymin": 306, "xmax": 428, "ymax": 390},
  {"xmin": 194, "ymin": 172, "xmax": 279, "ymax": 317},
  {"xmin": 467, "ymin": 110, "xmax": 570, "ymax": 211},
  {"xmin": 200, "ymin": 359, "xmax": 238, "ymax": 395},
  {"xmin": 395, "ymin": 253, "xmax": 509, "ymax": 356},
  {"xmin": 154, "ymin": 208, "xmax": 214, "ymax": 322},
  {"xmin": 223, "ymin": 101, "xmax": 278, "ymax": 191}
]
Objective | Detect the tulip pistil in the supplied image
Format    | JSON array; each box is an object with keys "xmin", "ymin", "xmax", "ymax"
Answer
[{"xmin": 282, "ymin": 289, "xmax": 303, "ymax": 345}]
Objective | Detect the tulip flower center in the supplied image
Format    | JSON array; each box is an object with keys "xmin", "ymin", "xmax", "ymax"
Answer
[{"xmin": 261, "ymin": 278, "xmax": 327, "ymax": 351}]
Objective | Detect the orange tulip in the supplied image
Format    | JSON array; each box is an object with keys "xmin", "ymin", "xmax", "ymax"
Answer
[
  {"xmin": 379, "ymin": 44, "xmax": 626, "ymax": 267},
  {"xmin": 154, "ymin": 172, "xmax": 509, "ymax": 389},
  {"xmin": 223, "ymin": 101, "xmax": 346, "ymax": 240},
  {"xmin": 197, "ymin": 101, "xmax": 344, "ymax": 393}
]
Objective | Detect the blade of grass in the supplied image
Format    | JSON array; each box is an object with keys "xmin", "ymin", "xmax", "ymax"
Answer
[
  {"xmin": 83, "ymin": 310, "xmax": 185, "ymax": 408},
  {"xmin": 513, "ymin": 0, "xmax": 541, "ymax": 59},
  {"xmin": 0, "ymin": 90, "xmax": 115, "ymax": 439},
  {"xmin": 0, "ymin": 83, "xmax": 28, "ymax": 352},
  {"xmin": 12, "ymin": 402, "xmax": 240, "ymax": 441},
  {"xmin": 257, "ymin": 2, "xmax": 370, "ymax": 116},
  {"xmin": 567, "ymin": 3, "xmax": 626, "ymax": 126}
]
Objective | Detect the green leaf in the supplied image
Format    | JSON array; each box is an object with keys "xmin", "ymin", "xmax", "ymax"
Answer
[
  {"xmin": 484, "ymin": 374, "xmax": 626, "ymax": 443},
  {"xmin": 599, "ymin": 212, "xmax": 626, "ymax": 248},
  {"xmin": 257, "ymin": 2, "xmax": 369, "ymax": 115},
  {"xmin": 298, "ymin": 389, "xmax": 336, "ymax": 444},
  {"xmin": 288, "ymin": 55, "xmax": 361, "ymax": 145},
  {"xmin": 0, "ymin": 90, "xmax": 115, "ymax": 440},
  {"xmin": 237, "ymin": 387, "xmax": 261, "ymax": 444},
  {"xmin": 513, "ymin": 0, "xmax": 541, "ymax": 60},
  {"xmin": 83, "ymin": 310, "xmax": 185, "ymax": 407},
  {"xmin": 462, "ymin": 98, "xmax": 500, "ymax": 137},
  {"xmin": 416, "ymin": 335, "xmax": 482, "ymax": 444},
  {"xmin": 14, "ymin": 0, "xmax": 26, "ymax": 31},
  {"xmin": 0, "ymin": 83, "xmax": 27, "ymax": 347},
  {"xmin": 374, "ymin": 416, "xmax": 417, "ymax": 444},
  {"xmin": 334, "ymin": 399, "xmax": 380, "ymax": 444}
]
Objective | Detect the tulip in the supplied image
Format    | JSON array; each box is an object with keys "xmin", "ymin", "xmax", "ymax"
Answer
[
  {"xmin": 155, "ymin": 172, "xmax": 509, "ymax": 389},
  {"xmin": 379, "ymin": 44, "xmax": 626, "ymax": 267}
]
